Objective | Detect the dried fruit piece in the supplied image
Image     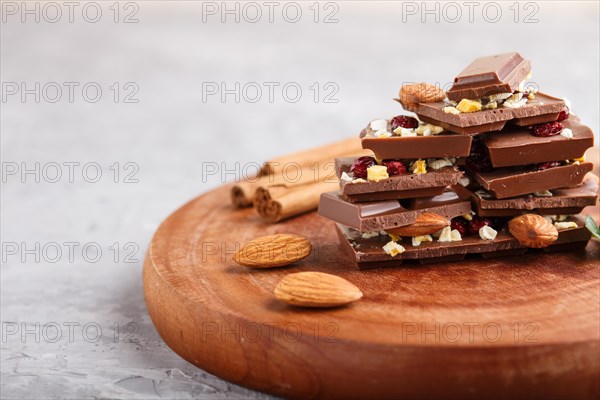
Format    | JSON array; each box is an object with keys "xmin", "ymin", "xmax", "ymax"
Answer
[
  {"xmin": 382, "ymin": 160, "xmax": 406, "ymax": 176},
  {"xmin": 350, "ymin": 156, "xmax": 376, "ymax": 179},
  {"xmin": 399, "ymin": 82, "xmax": 446, "ymax": 106},
  {"xmin": 383, "ymin": 241, "xmax": 405, "ymax": 256},
  {"xmin": 387, "ymin": 213, "xmax": 450, "ymax": 237},
  {"xmin": 234, "ymin": 234, "xmax": 312, "ymax": 268},
  {"xmin": 536, "ymin": 161, "xmax": 561, "ymax": 171},
  {"xmin": 557, "ymin": 108, "xmax": 569, "ymax": 122},
  {"xmin": 391, "ymin": 115, "xmax": 419, "ymax": 130},
  {"xmin": 412, "ymin": 235, "xmax": 433, "ymax": 246},
  {"xmin": 508, "ymin": 214, "xmax": 559, "ymax": 248},
  {"xmin": 411, "ymin": 159, "xmax": 427, "ymax": 175},
  {"xmin": 456, "ymin": 99, "xmax": 482, "ymax": 113},
  {"xmin": 531, "ymin": 121, "xmax": 563, "ymax": 137},
  {"xmin": 367, "ymin": 165, "xmax": 389, "ymax": 182},
  {"xmin": 274, "ymin": 272, "xmax": 363, "ymax": 308},
  {"xmin": 450, "ymin": 216, "xmax": 469, "ymax": 236},
  {"xmin": 468, "ymin": 216, "xmax": 492, "ymax": 236}
]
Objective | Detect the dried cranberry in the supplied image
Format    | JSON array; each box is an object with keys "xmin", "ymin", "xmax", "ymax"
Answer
[
  {"xmin": 466, "ymin": 142, "xmax": 493, "ymax": 172},
  {"xmin": 536, "ymin": 161, "xmax": 561, "ymax": 171},
  {"xmin": 390, "ymin": 115, "xmax": 419, "ymax": 130},
  {"xmin": 350, "ymin": 156, "xmax": 376, "ymax": 179},
  {"xmin": 468, "ymin": 216, "xmax": 493, "ymax": 235},
  {"xmin": 450, "ymin": 217, "xmax": 469, "ymax": 236},
  {"xmin": 382, "ymin": 160, "xmax": 406, "ymax": 176},
  {"xmin": 531, "ymin": 121, "xmax": 563, "ymax": 137},
  {"xmin": 557, "ymin": 108, "xmax": 569, "ymax": 122}
]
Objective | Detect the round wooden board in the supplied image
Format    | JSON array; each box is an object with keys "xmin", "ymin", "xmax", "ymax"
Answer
[{"xmin": 144, "ymin": 183, "xmax": 600, "ymax": 400}]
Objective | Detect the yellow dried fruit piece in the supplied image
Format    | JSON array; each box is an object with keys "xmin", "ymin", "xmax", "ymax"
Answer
[
  {"xmin": 412, "ymin": 159, "xmax": 427, "ymax": 175},
  {"xmin": 456, "ymin": 99, "xmax": 482, "ymax": 113},
  {"xmin": 367, "ymin": 165, "xmax": 389, "ymax": 182}
]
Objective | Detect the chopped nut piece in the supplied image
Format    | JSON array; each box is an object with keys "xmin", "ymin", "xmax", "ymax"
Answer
[
  {"xmin": 503, "ymin": 93, "xmax": 528, "ymax": 108},
  {"xmin": 456, "ymin": 99, "xmax": 482, "ymax": 113},
  {"xmin": 533, "ymin": 190, "xmax": 553, "ymax": 197},
  {"xmin": 427, "ymin": 157, "xmax": 454, "ymax": 170},
  {"xmin": 393, "ymin": 127, "xmax": 417, "ymax": 137},
  {"xmin": 528, "ymin": 92, "xmax": 536, "ymax": 100},
  {"xmin": 483, "ymin": 101, "xmax": 498, "ymax": 110},
  {"xmin": 574, "ymin": 155, "xmax": 586, "ymax": 163},
  {"xmin": 412, "ymin": 235, "xmax": 433, "ymax": 247},
  {"xmin": 352, "ymin": 178, "xmax": 367, "ymax": 184},
  {"xmin": 383, "ymin": 241, "xmax": 405, "ymax": 257},
  {"xmin": 489, "ymin": 92, "xmax": 513, "ymax": 102},
  {"xmin": 438, "ymin": 226, "xmax": 462, "ymax": 242},
  {"xmin": 443, "ymin": 106, "xmax": 461, "ymax": 115},
  {"xmin": 373, "ymin": 129, "xmax": 392, "ymax": 138},
  {"xmin": 560, "ymin": 128, "xmax": 573, "ymax": 138},
  {"xmin": 415, "ymin": 123, "xmax": 444, "ymax": 135},
  {"xmin": 411, "ymin": 159, "xmax": 427, "ymax": 175},
  {"xmin": 340, "ymin": 172, "xmax": 353, "ymax": 182},
  {"xmin": 370, "ymin": 119, "xmax": 388, "ymax": 132},
  {"xmin": 367, "ymin": 165, "xmax": 389, "ymax": 182},
  {"xmin": 462, "ymin": 211, "xmax": 474, "ymax": 221},
  {"xmin": 458, "ymin": 177, "xmax": 470, "ymax": 187},
  {"xmin": 479, "ymin": 225, "xmax": 498, "ymax": 240},
  {"xmin": 361, "ymin": 231, "xmax": 380, "ymax": 239},
  {"xmin": 556, "ymin": 215, "xmax": 570, "ymax": 222},
  {"xmin": 554, "ymin": 221, "xmax": 578, "ymax": 230}
]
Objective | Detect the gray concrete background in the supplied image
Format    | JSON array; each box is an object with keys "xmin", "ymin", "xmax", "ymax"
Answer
[{"xmin": 1, "ymin": 1, "xmax": 599, "ymax": 399}]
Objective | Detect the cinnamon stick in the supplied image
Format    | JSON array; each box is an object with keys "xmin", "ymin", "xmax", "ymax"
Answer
[
  {"xmin": 260, "ymin": 137, "xmax": 366, "ymax": 176},
  {"xmin": 231, "ymin": 137, "xmax": 371, "ymax": 208},
  {"xmin": 254, "ymin": 179, "xmax": 339, "ymax": 223}
]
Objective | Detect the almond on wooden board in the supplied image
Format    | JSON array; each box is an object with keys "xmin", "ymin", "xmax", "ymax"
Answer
[
  {"xmin": 274, "ymin": 272, "xmax": 363, "ymax": 308},
  {"xmin": 386, "ymin": 213, "xmax": 449, "ymax": 237},
  {"xmin": 508, "ymin": 214, "xmax": 559, "ymax": 248},
  {"xmin": 233, "ymin": 234, "xmax": 312, "ymax": 268}
]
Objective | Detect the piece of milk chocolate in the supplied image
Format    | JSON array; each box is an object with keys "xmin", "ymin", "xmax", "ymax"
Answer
[
  {"xmin": 360, "ymin": 129, "xmax": 472, "ymax": 159},
  {"xmin": 470, "ymin": 162, "xmax": 593, "ymax": 199},
  {"xmin": 453, "ymin": 173, "xmax": 599, "ymax": 217},
  {"xmin": 447, "ymin": 53, "xmax": 531, "ymax": 101},
  {"xmin": 402, "ymin": 92, "xmax": 564, "ymax": 135},
  {"xmin": 336, "ymin": 215, "xmax": 590, "ymax": 269},
  {"xmin": 318, "ymin": 190, "xmax": 471, "ymax": 232},
  {"xmin": 480, "ymin": 118, "xmax": 594, "ymax": 168},
  {"xmin": 336, "ymin": 157, "xmax": 464, "ymax": 202}
]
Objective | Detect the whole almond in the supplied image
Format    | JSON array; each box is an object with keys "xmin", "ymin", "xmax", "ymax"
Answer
[
  {"xmin": 386, "ymin": 213, "xmax": 449, "ymax": 237},
  {"xmin": 398, "ymin": 82, "xmax": 446, "ymax": 108},
  {"xmin": 508, "ymin": 214, "xmax": 558, "ymax": 248},
  {"xmin": 233, "ymin": 234, "xmax": 311, "ymax": 268},
  {"xmin": 274, "ymin": 272, "xmax": 363, "ymax": 308}
]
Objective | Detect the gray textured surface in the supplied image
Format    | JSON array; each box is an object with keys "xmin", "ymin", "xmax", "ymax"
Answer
[{"xmin": 1, "ymin": 2, "xmax": 599, "ymax": 399}]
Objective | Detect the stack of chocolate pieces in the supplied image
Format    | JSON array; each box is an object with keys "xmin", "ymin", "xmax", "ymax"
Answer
[{"xmin": 319, "ymin": 52, "xmax": 598, "ymax": 269}]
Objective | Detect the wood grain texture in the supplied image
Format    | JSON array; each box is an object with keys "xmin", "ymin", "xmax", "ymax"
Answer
[{"xmin": 144, "ymin": 186, "xmax": 600, "ymax": 399}]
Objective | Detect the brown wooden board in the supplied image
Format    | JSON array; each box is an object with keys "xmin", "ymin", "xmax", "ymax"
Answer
[{"xmin": 144, "ymin": 180, "xmax": 600, "ymax": 399}]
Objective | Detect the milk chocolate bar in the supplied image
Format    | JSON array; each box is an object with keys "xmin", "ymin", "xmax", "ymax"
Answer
[
  {"xmin": 470, "ymin": 162, "xmax": 593, "ymax": 199},
  {"xmin": 447, "ymin": 53, "xmax": 531, "ymax": 101},
  {"xmin": 318, "ymin": 190, "xmax": 471, "ymax": 232},
  {"xmin": 360, "ymin": 129, "xmax": 472, "ymax": 159},
  {"xmin": 453, "ymin": 173, "xmax": 599, "ymax": 217},
  {"xmin": 336, "ymin": 216, "xmax": 591, "ymax": 269},
  {"xmin": 336, "ymin": 157, "xmax": 464, "ymax": 202},
  {"xmin": 403, "ymin": 93, "xmax": 564, "ymax": 135},
  {"xmin": 480, "ymin": 118, "xmax": 594, "ymax": 167}
]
